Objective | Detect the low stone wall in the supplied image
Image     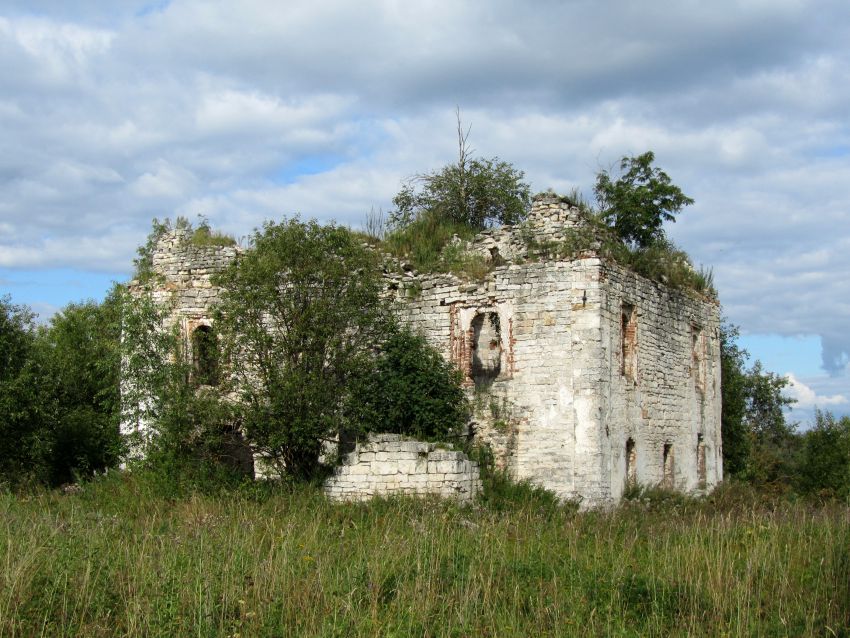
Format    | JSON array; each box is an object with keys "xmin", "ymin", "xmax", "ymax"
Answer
[{"xmin": 323, "ymin": 434, "xmax": 482, "ymax": 502}]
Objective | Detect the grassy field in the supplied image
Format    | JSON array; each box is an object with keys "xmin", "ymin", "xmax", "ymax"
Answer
[{"xmin": 0, "ymin": 475, "xmax": 847, "ymax": 637}]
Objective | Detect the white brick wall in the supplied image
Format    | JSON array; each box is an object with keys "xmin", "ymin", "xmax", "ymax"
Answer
[
  {"xmin": 323, "ymin": 434, "xmax": 482, "ymax": 502},
  {"xmin": 125, "ymin": 193, "xmax": 722, "ymax": 507},
  {"xmin": 398, "ymin": 195, "xmax": 722, "ymax": 506}
]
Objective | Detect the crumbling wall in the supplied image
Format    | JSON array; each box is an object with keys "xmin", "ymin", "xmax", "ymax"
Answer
[
  {"xmin": 396, "ymin": 255, "xmax": 608, "ymax": 501},
  {"xmin": 395, "ymin": 194, "xmax": 722, "ymax": 506},
  {"xmin": 123, "ymin": 193, "xmax": 723, "ymax": 507},
  {"xmin": 121, "ymin": 229, "xmax": 239, "ymax": 444},
  {"xmin": 323, "ymin": 434, "xmax": 482, "ymax": 502},
  {"xmin": 141, "ymin": 228, "xmax": 237, "ymax": 323},
  {"xmin": 599, "ymin": 261, "xmax": 722, "ymax": 499}
]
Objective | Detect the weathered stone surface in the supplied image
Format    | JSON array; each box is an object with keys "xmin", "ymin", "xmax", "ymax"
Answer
[
  {"xmin": 394, "ymin": 194, "xmax": 722, "ymax": 506},
  {"xmin": 123, "ymin": 192, "xmax": 722, "ymax": 507},
  {"xmin": 323, "ymin": 434, "xmax": 482, "ymax": 502}
]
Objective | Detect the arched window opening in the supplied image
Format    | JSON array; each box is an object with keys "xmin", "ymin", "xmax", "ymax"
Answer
[
  {"xmin": 470, "ymin": 312, "xmax": 502, "ymax": 387},
  {"xmin": 192, "ymin": 325, "xmax": 219, "ymax": 386}
]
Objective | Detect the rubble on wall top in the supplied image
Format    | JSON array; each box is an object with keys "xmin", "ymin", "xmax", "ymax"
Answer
[{"xmin": 460, "ymin": 193, "xmax": 592, "ymax": 265}]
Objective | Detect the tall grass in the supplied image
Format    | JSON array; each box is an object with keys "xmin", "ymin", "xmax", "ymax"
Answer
[
  {"xmin": 0, "ymin": 476, "xmax": 847, "ymax": 636},
  {"xmin": 189, "ymin": 224, "xmax": 237, "ymax": 248},
  {"xmin": 383, "ymin": 212, "xmax": 485, "ymax": 279}
]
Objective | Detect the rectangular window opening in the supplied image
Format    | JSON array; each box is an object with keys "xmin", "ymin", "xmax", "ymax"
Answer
[
  {"xmin": 662, "ymin": 443, "xmax": 674, "ymax": 489},
  {"xmin": 691, "ymin": 324, "xmax": 704, "ymax": 394},
  {"xmin": 621, "ymin": 303, "xmax": 637, "ymax": 382},
  {"xmin": 471, "ymin": 311, "xmax": 502, "ymax": 387},
  {"xmin": 625, "ymin": 438, "xmax": 637, "ymax": 486},
  {"xmin": 697, "ymin": 434, "xmax": 706, "ymax": 488}
]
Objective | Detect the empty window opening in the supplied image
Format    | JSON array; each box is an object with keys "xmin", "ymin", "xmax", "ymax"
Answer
[
  {"xmin": 662, "ymin": 443, "xmax": 674, "ymax": 489},
  {"xmin": 192, "ymin": 325, "xmax": 219, "ymax": 386},
  {"xmin": 691, "ymin": 324, "xmax": 705, "ymax": 393},
  {"xmin": 697, "ymin": 434, "xmax": 706, "ymax": 487},
  {"xmin": 621, "ymin": 303, "xmax": 637, "ymax": 381},
  {"xmin": 470, "ymin": 312, "xmax": 502, "ymax": 386},
  {"xmin": 625, "ymin": 438, "xmax": 637, "ymax": 486}
]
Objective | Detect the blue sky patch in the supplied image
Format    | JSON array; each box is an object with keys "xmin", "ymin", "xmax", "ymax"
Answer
[
  {"xmin": 739, "ymin": 333, "xmax": 824, "ymax": 377},
  {"xmin": 0, "ymin": 268, "xmax": 126, "ymax": 319},
  {"xmin": 271, "ymin": 155, "xmax": 345, "ymax": 185}
]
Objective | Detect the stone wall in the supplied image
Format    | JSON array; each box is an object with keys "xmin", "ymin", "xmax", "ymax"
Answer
[
  {"xmin": 600, "ymin": 261, "xmax": 722, "ymax": 496},
  {"xmin": 323, "ymin": 434, "xmax": 482, "ymax": 502},
  {"xmin": 124, "ymin": 192, "xmax": 722, "ymax": 507},
  {"xmin": 395, "ymin": 194, "xmax": 722, "ymax": 505},
  {"xmin": 120, "ymin": 229, "xmax": 239, "ymax": 447},
  {"xmin": 142, "ymin": 227, "xmax": 238, "ymax": 328}
]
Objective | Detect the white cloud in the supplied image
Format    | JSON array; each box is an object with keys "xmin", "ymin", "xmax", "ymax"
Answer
[
  {"xmin": 130, "ymin": 159, "xmax": 196, "ymax": 199},
  {"xmin": 30, "ymin": 301, "xmax": 60, "ymax": 325},
  {"xmin": 0, "ymin": 0, "xmax": 848, "ymax": 397},
  {"xmin": 0, "ymin": 15, "xmax": 113, "ymax": 86},
  {"xmin": 194, "ymin": 89, "xmax": 351, "ymax": 137},
  {"xmin": 785, "ymin": 373, "xmax": 848, "ymax": 408}
]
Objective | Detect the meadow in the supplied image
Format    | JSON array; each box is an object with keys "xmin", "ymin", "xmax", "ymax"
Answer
[{"xmin": 1, "ymin": 475, "xmax": 847, "ymax": 637}]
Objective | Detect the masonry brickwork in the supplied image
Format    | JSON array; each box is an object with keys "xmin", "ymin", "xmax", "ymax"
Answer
[
  {"xmin": 323, "ymin": 434, "xmax": 482, "ymax": 502},
  {"xmin": 134, "ymin": 228, "xmax": 238, "ymax": 338},
  {"xmin": 384, "ymin": 194, "xmax": 722, "ymax": 505},
  {"xmin": 124, "ymin": 193, "xmax": 722, "ymax": 506}
]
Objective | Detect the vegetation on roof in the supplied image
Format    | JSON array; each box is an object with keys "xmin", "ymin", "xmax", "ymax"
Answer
[
  {"xmin": 189, "ymin": 220, "xmax": 237, "ymax": 248},
  {"xmin": 133, "ymin": 217, "xmax": 236, "ymax": 283},
  {"xmin": 520, "ymin": 211, "xmax": 716, "ymax": 299},
  {"xmin": 374, "ymin": 145, "xmax": 714, "ymax": 297},
  {"xmin": 389, "ymin": 110, "xmax": 531, "ymax": 231}
]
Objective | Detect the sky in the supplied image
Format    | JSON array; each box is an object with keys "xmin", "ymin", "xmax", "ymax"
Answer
[{"xmin": 1, "ymin": 0, "xmax": 848, "ymax": 425}]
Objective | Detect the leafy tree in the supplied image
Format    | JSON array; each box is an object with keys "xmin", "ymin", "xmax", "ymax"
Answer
[
  {"xmin": 0, "ymin": 296, "xmax": 47, "ymax": 485},
  {"xmin": 0, "ymin": 292, "xmax": 124, "ymax": 487},
  {"xmin": 119, "ymin": 288, "xmax": 249, "ymax": 492},
  {"xmin": 720, "ymin": 320, "xmax": 798, "ymax": 488},
  {"xmin": 213, "ymin": 219, "xmax": 392, "ymax": 480},
  {"xmin": 391, "ymin": 112, "xmax": 530, "ymax": 230},
  {"xmin": 742, "ymin": 361, "xmax": 799, "ymax": 489},
  {"xmin": 35, "ymin": 290, "xmax": 124, "ymax": 484},
  {"xmin": 798, "ymin": 410, "xmax": 850, "ymax": 499},
  {"xmin": 720, "ymin": 322, "xmax": 750, "ymax": 477},
  {"xmin": 594, "ymin": 151, "xmax": 694, "ymax": 248},
  {"xmin": 349, "ymin": 326, "xmax": 469, "ymax": 440}
]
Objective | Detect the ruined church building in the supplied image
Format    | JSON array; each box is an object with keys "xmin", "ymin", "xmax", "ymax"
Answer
[{"xmin": 125, "ymin": 193, "xmax": 722, "ymax": 506}]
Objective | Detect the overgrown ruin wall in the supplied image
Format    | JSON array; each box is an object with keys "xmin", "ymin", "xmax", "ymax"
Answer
[
  {"xmin": 393, "ymin": 194, "xmax": 722, "ymax": 505},
  {"xmin": 120, "ymin": 228, "xmax": 240, "ymax": 450},
  {"xmin": 138, "ymin": 228, "xmax": 237, "ymax": 335},
  {"xmin": 323, "ymin": 434, "xmax": 482, "ymax": 502},
  {"xmin": 124, "ymin": 193, "xmax": 723, "ymax": 506}
]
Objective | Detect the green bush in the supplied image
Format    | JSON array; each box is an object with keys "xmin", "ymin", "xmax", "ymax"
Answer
[
  {"xmin": 0, "ymin": 293, "xmax": 124, "ymax": 489},
  {"xmin": 350, "ymin": 325, "xmax": 470, "ymax": 441},
  {"xmin": 798, "ymin": 410, "xmax": 850, "ymax": 500},
  {"xmin": 189, "ymin": 220, "xmax": 236, "ymax": 247},
  {"xmin": 390, "ymin": 115, "xmax": 530, "ymax": 230}
]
